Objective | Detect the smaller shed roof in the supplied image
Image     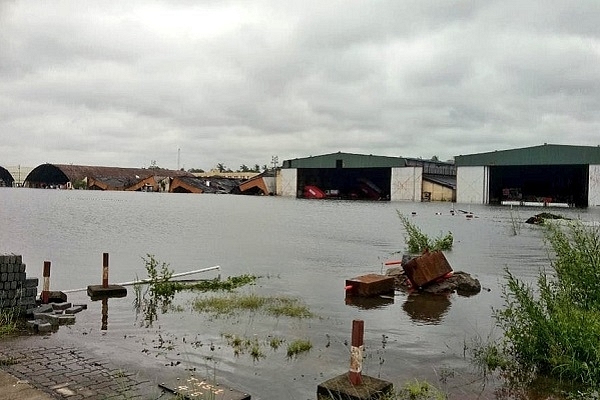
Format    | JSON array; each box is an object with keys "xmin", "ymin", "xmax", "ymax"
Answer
[
  {"xmin": 455, "ymin": 144, "xmax": 600, "ymax": 167},
  {"xmin": 0, "ymin": 166, "xmax": 14, "ymax": 186},
  {"xmin": 282, "ymin": 152, "xmax": 407, "ymax": 169}
]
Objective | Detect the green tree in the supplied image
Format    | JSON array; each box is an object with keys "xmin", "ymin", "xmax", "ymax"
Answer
[{"xmin": 216, "ymin": 163, "xmax": 227, "ymax": 173}]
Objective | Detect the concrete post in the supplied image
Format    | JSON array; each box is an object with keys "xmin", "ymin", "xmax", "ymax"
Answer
[
  {"xmin": 349, "ymin": 319, "xmax": 364, "ymax": 385},
  {"xmin": 41, "ymin": 261, "xmax": 51, "ymax": 304},
  {"xmin": 102, "ymin": 253, "xmax": 109, "ymax": 288}
]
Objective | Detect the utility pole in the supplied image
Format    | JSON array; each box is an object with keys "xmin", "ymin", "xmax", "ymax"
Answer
[{"xmin": 177, "ymin": 148, "xmax": 181, "ymax": 170}]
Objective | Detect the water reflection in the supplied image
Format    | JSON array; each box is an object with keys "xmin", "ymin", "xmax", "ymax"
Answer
[
  {"xmin": 132, "ymin": 282, "xmax": 175, "ymax": 328},
  {"xmin": 90, "ymin": 293, "xmax": 126, "ymax": 331},
  {"xmin": 101, "ymin": 297, "xmax": 108, "ymax": 330},
  {"xmin": 345, "ymin": 294, "xmax": 394, "ymax": 310},
  {"xmin": 402, "ymin": 293, "xmax": 452, "ymax": 324}
]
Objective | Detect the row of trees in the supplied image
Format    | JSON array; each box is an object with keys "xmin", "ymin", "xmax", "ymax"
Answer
[{"xmin": 187, "ymin": 163, "xmax": 270, "ymax": 174}]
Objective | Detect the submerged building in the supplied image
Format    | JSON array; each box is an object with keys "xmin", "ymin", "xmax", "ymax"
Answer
[
  {"xmin": 455, "ymin": 144, "xmax": 600, "ymax": 208},
  {"xmin": 280, "ymin": 152, "xmax": 456, "ymax": 202}
]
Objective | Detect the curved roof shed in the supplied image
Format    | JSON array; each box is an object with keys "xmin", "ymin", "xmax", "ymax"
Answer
[
  {"xmin": 25, "ymin": 164, "xmax": 192, "ymax": 190},
  {"xmin": 0, "ymin": 166, "xmax": 14, "ymax": 187}
]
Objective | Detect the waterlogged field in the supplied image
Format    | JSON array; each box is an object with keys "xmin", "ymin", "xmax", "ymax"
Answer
[{"xmin": 2, "ymin": 188, "xmax": 600, "ymax": 399}]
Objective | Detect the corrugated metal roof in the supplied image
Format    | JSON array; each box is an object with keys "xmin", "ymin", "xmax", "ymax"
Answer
[
  {"xmin": 423, "ymin": 174, "xmax": 456, "ymax": 189},
  {"xmin": 455, "ymin": 144, "xmax": 600, "ymax": 166},
  {"xmin": 282, "ymin": 152, "xmax": 407, "ymax": 168}
]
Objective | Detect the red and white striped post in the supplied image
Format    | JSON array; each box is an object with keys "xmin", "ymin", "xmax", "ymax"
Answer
[
  {"xmin": 349, "ymin": 319, "xmax": 364, "ymax": 385},
  {"xmin": 102, "ymin": 253, "xmax": 109, "ymax": 288},
  {"xmin": 41, "ymin": 261, "xmax": 51, "ymax": 304}
]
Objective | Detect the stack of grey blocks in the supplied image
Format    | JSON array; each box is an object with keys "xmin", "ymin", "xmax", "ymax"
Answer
[{"xmin": 0, "ymin": 254, "xmax": 38, "ymax": 314}]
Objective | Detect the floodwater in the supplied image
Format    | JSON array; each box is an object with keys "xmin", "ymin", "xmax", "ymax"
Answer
[{"xmin": 2, "ymin": 188, "xmax": 600, "ymax": 399}]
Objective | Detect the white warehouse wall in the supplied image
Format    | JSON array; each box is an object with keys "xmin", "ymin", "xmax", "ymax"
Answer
[
  {"xmin": 278, "ymin": 168, "xmax": 298, "ymax": 197},
  {"xmin": 589, "ymin": 165, "xmax": 600, "ymax": 207},
  {"xmin": 391, "ymin": 167, "xmax": 422, "ymax": 201},
  {"xmin": 457, "ymin": 166, "xmax": 489, "ymax": 204}
]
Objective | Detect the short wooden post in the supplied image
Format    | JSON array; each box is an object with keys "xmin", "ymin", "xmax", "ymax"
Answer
[
  {"xmin": 41, "ymin": 261, "xmax": 51, "ymax": 304},
  {"xmin": 349, "ymin": 319, "xmax": 364, "ymax": 385},
  {"xmin": 102, "ymin": 253, "xmax": 109, "ymax": 288}
]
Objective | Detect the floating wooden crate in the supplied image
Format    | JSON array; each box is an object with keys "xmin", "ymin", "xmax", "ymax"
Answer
[
  {"xmin": 345, "ymin": 274, "xmax": 394, "ymax": 297},
  {"xmin": 402, "ymin": 250, "xmax": 452, "ymax": 288}
]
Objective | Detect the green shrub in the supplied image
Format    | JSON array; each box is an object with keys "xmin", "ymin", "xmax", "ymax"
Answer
[
  {"xmin": 493, "ymin": 221, "xmax": 600, "ymax": 389},
  {"xmin": 397, "ymin": 211, "xmax": 453, "ymax": 253}
]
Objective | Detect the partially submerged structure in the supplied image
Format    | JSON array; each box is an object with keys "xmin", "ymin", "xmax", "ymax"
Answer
[
  {"xmin": 280, "ymin": 152, "xmax": 456, "ymax": 202},
  {"xmin": 455, "ymin": 144, "xmax": 600, "ymax": 207},
  {"xmin": 24, "ymin": 164, "xmax": 193, "ymax": 192},
  {"xmin": 0, "ymin": 166, "xmax": 14, "ymax": 187}
]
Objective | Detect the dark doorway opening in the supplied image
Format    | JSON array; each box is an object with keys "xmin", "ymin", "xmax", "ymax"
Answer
[
  {"xmin": 297, "ymin": 168, "xmax": 391, "ymax": 200},
  {"xmin": 489, "ymin": 165, "xmax": 588, "ymax": 207}
]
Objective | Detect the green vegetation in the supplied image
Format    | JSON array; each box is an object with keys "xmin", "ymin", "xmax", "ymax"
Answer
[
  {"xmin": 221, "ymin": 333, "xmax": 286, "ymax": 360},
  {"xmin": 333, "ymin": 380, "xmax": 445, "ymax": 400},
  {"xmin": 222, "ymin": 333, "xmax": 265, "ymax": 361},
  {"xmin": 397, "ymin": 211, "xmax": 453, "ymax": 253},
  {"xmin": 396, "ymin": 380, "xmax": 447, "ymax": 400},
  {"xmin": 0, "ymin": 307, "xmax": 20, "ymax": 338},
  {"xmin": 477, "ymin": 221, "xmax": 600, "ymax": 395},
  {"xmin": 0, "ymin": 356, "xmax": 19, "ymax": 366},
  {"xmin": 286, "ymin": 339, "xmax": 312, "ymax": 358},
  {"xmin": 192, "ymin": 293, "xmax": 313, "ymax": 319},
  {"xmin": 133, "ymin": 255, "xmax": 257, "ymax": 327}
]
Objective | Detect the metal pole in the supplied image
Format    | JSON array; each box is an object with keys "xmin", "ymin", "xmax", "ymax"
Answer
[
  {"xmin": 102, "ymin": 253, "xmax": 109, "ymax": 288},
  {"xmin": 349, "ymin": 319, "xmax": 364, "ymax": 385},
  {"xmin": 41, "ymin": 261, "xmax": 51, "ymax": 304}
]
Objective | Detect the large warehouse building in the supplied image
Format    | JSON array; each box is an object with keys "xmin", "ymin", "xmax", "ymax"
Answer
[
  {"xmin": 280, "ymin": 152, "xmax": 455, "ymax": 202},
  {"xmin": 455, "ymin": 144, "xmax": 600, "ymax": 207}
]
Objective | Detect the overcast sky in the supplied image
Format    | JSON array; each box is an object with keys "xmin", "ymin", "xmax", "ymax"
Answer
[{"xmin": 1, "ymin": 1, "xmax": 599, "ymax": 171}]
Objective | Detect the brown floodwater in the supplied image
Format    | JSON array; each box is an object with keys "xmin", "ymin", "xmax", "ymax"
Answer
[{"xmin": 2, "ymin": 188, "xmax": 599, "ymax": 399}]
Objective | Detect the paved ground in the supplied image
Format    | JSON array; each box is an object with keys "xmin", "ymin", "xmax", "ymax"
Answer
[
  {"xmin": 0, "ymin": 369, "xmax": 54, "ymax": 400},
  {"xmin": 0, "ymin": 337, "xmax": 173, "ymax": 400}
]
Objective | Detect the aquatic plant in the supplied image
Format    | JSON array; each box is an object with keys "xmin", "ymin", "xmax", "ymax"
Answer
[
  {"xmin": 286, "ymin": 339, "xmax": 312, "ymax": 358},
  {"xmin": 484, "ymin": 221, "xmax": 600, "ymax": 393},
  {"xmin": 133, "ymin": 255, "xmax": 258, "ymax": 327},
  {"xmin": 397, "ymin": 211, "xmax": 453, "ymax": 253},
  {"xmin": 193, "ymin": 293, "xmax": 314, "ymax": 319},
  {"xmin": 396, "ymin": 379, "xmax": 447, "ymax": 400}
]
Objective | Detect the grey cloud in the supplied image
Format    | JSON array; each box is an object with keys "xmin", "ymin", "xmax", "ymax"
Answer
[{"xmin": 1, "ymin": 0, "xmax": 600, "ymax": 169}]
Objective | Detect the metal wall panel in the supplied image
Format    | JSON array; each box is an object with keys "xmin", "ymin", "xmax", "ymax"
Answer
[
  {"xmin": 278, "ymin": 168, "xmax": 298, "ymax": 197},
  {"xmin": 589, "ymin": 165, "xmax": 600, "ymax": 207},
  {"xmin": 457, "ymin": 166, "xmax": 488, "ymax": 204},
  {"xmin": 391, "ymin": 167, "xmax": 422, "ymax": 201}
]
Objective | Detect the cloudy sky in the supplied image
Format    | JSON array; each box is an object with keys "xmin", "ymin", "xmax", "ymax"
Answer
[{"xmin": 1, "ymin": 1, "xmax": 599, "ymax": 171}]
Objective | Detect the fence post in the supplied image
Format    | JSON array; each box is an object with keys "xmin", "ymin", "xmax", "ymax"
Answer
[
  {"xmin": 102, "ymin": 253, "xmax": 109, "ymax": 288},
  {"xmin": 349, "ymin": 319, "xmax": 364, "ymax": 385},
  {"xmin": 41, "ymin": 261, "xmax": 51, "ymax": 304}
]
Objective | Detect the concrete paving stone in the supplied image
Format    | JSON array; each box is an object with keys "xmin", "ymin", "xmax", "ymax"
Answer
[
  {"xmin": 1, "ymin": 341, "xmax": 173, "ymax": 400},
  {"xmin": 51, "ymin": 302, "xmax": 72, "ymax": 311},
  {"xmin": 65, "ymin": 305, "xmax": 84, "ymax": 314}
]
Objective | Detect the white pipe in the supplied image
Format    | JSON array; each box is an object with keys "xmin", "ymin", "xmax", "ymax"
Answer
[{"xmin": 62, "ymin": 265, "xmax": 221, "ymax": 293}]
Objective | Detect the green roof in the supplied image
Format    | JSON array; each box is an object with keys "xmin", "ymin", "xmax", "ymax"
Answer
[
  {"xmin": 455, "ymin": 144, "xmax": 600, "ymax": 166},
  {"xmin": 282, "ymin": 152, "xmax": 407, "ymax": 168}
]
